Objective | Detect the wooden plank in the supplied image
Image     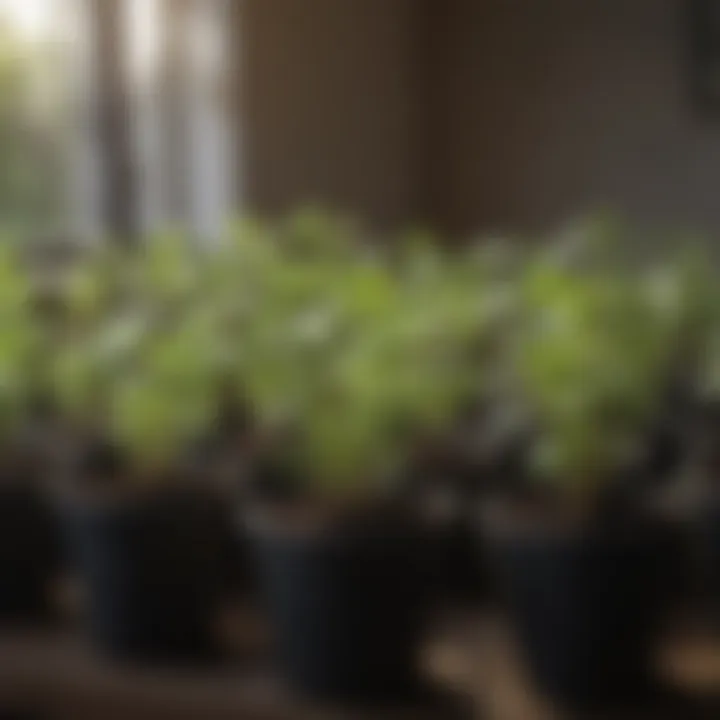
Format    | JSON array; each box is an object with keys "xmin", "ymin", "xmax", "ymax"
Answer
[{"xmin": 0, "ymin": 611, "xmax": 718, "ymax": 720}]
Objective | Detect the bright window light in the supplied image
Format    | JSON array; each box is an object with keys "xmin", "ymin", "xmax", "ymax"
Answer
[{"xmin": 0, "ymin": 0, "xmax": 50, "ymax": 39}]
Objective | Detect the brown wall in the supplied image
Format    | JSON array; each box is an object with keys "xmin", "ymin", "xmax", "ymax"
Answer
[
  {"xmin": 237, "ymin": 0, "xmax": 720, "ymax": 237},
  {"xmin": 238, "ymin": 0, "xmax": 422, "ymax": 229},
  {"xmin": 438, "ymin": 0, "xmax": 720, "ymax": 237}
]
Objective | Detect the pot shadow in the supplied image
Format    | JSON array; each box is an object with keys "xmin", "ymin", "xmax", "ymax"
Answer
[
  {"xmin": 573, "ymin": 686, "xmax": 720, "ymax": 720},
  {"xmin": 292, "ymin": 682, "xmax": 477, "ymax": 720},
  {"xmin": 387, "ymin": 683, "xmax": 476, "ymax": 719}
]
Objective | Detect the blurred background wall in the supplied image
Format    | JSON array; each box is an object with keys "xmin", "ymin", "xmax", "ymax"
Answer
[
  {"xmin": 236, "ymin": 0, "xmax": 423, "ymax": 230},
  {"xmin": 238, "ymin": 0, "xmax": 720, "ymax": 237},
  {"xmin": 5, "ymin": 0, "xmax": 720, "ymax": 241},
  {"xmin": 433, "ymin": 0, "xmax": 720, "ymax": 237}
]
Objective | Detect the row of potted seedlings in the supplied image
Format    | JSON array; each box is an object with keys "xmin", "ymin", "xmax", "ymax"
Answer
[{"xmin": 2, "ymin": 216, "xmax": 720, "ymax": 711}]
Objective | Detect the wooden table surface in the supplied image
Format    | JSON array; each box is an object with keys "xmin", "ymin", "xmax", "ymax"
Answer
[{"xmin": 1, "ymin": 609, "xmax": 718, "ymax": 720}]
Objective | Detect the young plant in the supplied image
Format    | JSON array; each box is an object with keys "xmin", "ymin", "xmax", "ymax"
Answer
[
  {"xmin": 51, "ymin": 235, "xmax": 221, "ymax": 486},
  {"xmin": 513, "ymin": 253, "xmax": 679, "ymax": 502},
  {"xmin": 0, "ymin": 241, "xmax": 45, "ymax": 451},
  {"xmin": 237, "ymin": 237, "xmax": 485, "ymax": 503}
]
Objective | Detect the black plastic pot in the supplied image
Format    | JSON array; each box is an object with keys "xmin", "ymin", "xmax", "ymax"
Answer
[
  {"xmin": 487, "ymin": 516, "xmax": 666, "ymax": 711},
  {"xmin": 251, "ymin": 510, "xmax": 427, "ymax": 703},
  {"xmin": 703, "ymin": 500, "xmax": 720, "ymax": 626},
  {"xmin": 0, "ymin": 484, "xmax": 59, "ymax": 624},
  {"xmin": 399, "ymin": 464, "xmax": 488, "ymax": 608},
  {"xmin": 425, "ymin": 515, "xmax": 486, "ymax": 607},
  {"xmin": 221, "ymin": 518, "xmax": 255, "ymax": 596},
  {"xmin": 63, "ymin": 487, "xmax": 226, "ymax": 663},
  {"xmin": 181, "ymin": 466, "xmax": 255, "ymax": 599},
  {"xmin": 651, "ymin": 508, "xmax": 706, "ymax": 616}
]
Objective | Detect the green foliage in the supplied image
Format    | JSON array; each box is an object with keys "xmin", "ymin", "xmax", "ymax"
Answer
[
  {"xmin": 512, "ymin": 230, "xmax": 715, "ymax": 495},
  {"xmin": 0, "ymin": 241, "xmax": 45, "ymax": 438},
  {"xmin": 47, "ymin": 216, "xmax": 501, "ymax": 489},
  {"xmin": 5, "ymin": 210, "xmax": 719, "ymax": 500}
]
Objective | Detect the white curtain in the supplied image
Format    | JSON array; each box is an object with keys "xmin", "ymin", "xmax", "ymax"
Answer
[
  {"xmin": 60, "ymin": 0, "xmax": 107, "ymax": 242},
  {"xmin": 133, "ymin": 0, "xmax": 235, "ymax": 243},
  {"xmin": 64, "ymin": 0, "xmax": 236, "ymax": 243}
]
